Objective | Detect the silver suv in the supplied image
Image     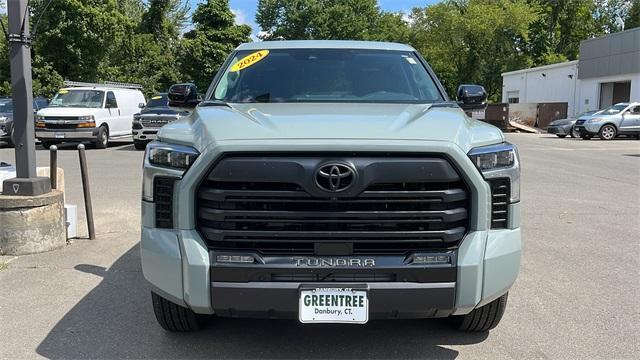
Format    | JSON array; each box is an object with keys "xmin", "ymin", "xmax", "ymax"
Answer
[{"xmin": 574, "ymin": 102, "xmax": 640, "ymax": 140}]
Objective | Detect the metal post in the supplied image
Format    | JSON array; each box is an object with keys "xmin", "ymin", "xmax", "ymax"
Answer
[
  {"xmin": 49, "ymin": 145, "xmax": 57, "ymax": 189},
  {"xmin": 77, "ymin": 144, "xmax": 95, "ymax": 240},
  {"xmin": 2, "ymin": 0, "xmax": 50, "ymax": 196}
]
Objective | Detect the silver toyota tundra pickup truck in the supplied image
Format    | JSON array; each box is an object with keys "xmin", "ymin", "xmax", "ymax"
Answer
[{"xmin": 140, "ymin": 41, "xmax": 522, "ymax": 332}]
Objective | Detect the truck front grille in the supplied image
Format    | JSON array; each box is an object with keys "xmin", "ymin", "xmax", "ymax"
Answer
[
  {"xmin": 44, "ymin": 123, "xmax": 78, "ymax": 130},
  {"xmin": 196, "ymin": 155, "xmax": 470, "ymax": 255},
  {"xmin": 140, "ymin": 116, "xmax": 177, "ymax": 127}
]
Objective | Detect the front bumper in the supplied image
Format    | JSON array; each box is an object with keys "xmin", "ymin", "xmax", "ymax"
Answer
[
  {"xmin": 547, "ymin": 125, "xmax": 571, "ymax": 135},
  {"xmin": 140, "ymin": 219, "xmax": 521, "ymax": 317},
  {"xmin": 133, "ymin": 128, "xmax": 159, "ymax": 141},
  {"xmin": 212, "ymin": 281, "xmax": 455, "ymax": 319},
  {"xmin": 574, "ymin": 122, "xmax": 601, "ymax": 135},
  {"xmin": 36, "ymin": 128, "xmax": 99, "ymax": 140}
]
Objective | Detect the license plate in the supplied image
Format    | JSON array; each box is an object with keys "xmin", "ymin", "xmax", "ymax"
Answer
[
  {"xmin": 299, "ymin": 287, "xmax": 368, "ymax": 324},
  {"xmin": 54, "ymin": 132, "xmax": 65, "ymax": 139}
]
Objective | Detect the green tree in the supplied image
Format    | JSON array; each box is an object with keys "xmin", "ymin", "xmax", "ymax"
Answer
[
  {"xmin": 0, "ymin": 14, "xmax": 9, "ymax": 95},
  {"xmin": 625, "ymin": 0, "xmax": 640, "ymax": 29},
  {"xmin": 180, "ymin": 0, "xmax": 251, "ymax": 91},
  {"xmin": 256, "ymin": 0, "xmax": 398, "ymax": 40},
  {"xmin": 409, "ymin": 0, "xmax": 538, "ymax": 100},
  {"xmin": 140, "ymin": 0, "xmax": 189, "ymax": 42},
  {"xmin": 30, "ymin": 0, "xmax": 130, "ymax": 82},
  {"xmin": 526, "ymin": 0, "xmax": 625, "ymax": 66}
]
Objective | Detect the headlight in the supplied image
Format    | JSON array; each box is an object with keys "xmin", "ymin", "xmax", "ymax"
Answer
[
  {"xmin": 588, "ymin": 117, "xmax": 605, "ymax": 123},
  {"xmin": 75, "ymin": 115, "xmax": 96, "ymax": 128},
  {"xmin": 146, "ymin": 141, "xmax": 199, "ymax": 171},
  {"xmin": 35, "ymin": 115, "xmax": 45, "ymax": 121},
  {"xmin": 468, "ymin": 142, "xmax": 520, "ymax": 202}
]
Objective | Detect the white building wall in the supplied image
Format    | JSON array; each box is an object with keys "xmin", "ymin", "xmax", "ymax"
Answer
[
  {"xmin": 502, "ymin": 61, "xmax": 579, "ymax": 116},
  {"xmin": 576, "ymin": 73, "xmax": 640, "ymax": 114}
]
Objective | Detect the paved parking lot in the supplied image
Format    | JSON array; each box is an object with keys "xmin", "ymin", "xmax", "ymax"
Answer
[{"xmin": 1, "ymin": 134, "xmax": 639, "ymax": 359}]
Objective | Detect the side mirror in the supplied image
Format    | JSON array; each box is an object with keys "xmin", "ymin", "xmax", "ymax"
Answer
[
  {"xmin": 105, "ymin": 100, "xmax": 117, "ymax": 109},
  {"xmin": 456, "ymin": 84, "xmax": 488, "ymax": 111},
  {"xmin": 138, "ymin": 102, "xmax": 145, "ymax": 109},
  {"xmin": 168, "ymin": 83, "xmax": 200, "ymax": 109}
]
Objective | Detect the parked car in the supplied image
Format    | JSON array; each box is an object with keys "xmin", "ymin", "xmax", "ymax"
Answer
[
  {"xmin": 547, "ymin": 110, "xmax": 599, "ymax": 138},
  {"xmin": 574, "ymin": 102, "xmax": 640, "ymax": 140},
  {"xmin": 141, "ymin": 41, "xmax": 521, "ymax": 333},
  {"xmin": 0, "ymin": 97, "xmax": 49, "ymax": 147},
  {"xmin": 132, "ymin": 93, "xmax": 188, "ymax": 150},
  {"xmin": 35, "ymin": 81, "xmax": 146, "ymax": 149}
]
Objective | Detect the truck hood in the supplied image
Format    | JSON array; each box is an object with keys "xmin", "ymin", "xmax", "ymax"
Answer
[
  {"xmin": 158, "ymin": 103, "xmax": 504, "ymax": 153},
  {"xmin": 36, "ymin": 107, "xmax": 101, "ymax": 117}
]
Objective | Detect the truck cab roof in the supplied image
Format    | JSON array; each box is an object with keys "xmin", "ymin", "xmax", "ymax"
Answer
[{"xmin": 236, "ymin": 40, "xmax": 416, "ymax": 52}]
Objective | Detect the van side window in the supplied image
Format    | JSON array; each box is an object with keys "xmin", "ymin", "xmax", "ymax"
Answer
[{"xmin": 106, "ymin": 91, "xmax": 118, "ymax": 108}]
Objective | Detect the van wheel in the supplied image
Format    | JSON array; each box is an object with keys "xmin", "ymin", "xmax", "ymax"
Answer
[
  {"xmin": 598, "ymin": 124, "xmax": 616, "ymax": 140},
  {"xmin": 95, "ymin": 126, "xmax": 109, "ymax": 149},
  {"xmin": 556, "ymin": 134, "xmax": 567, "ymax": 138},
  {"xmin": 449, "ymin": 293, "xmax": 509, "ymax": 332},
  {"xmin": 151, "ymin": 292, "xmax": 208, "ymax": 332},
  {"xmin": 133, "ymin": 140, "xmax": 147, "ymax": 150}
]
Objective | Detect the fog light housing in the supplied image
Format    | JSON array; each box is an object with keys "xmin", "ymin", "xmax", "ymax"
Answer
[
  {"xmin": 216, "ymin": 255, "xmax": 255, "ymax": 264},
  {"xmin": 411, "ymin": 254, "xmax": 451, "ymax": 265}
]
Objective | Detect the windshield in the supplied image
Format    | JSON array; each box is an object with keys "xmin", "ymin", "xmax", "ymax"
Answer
[
  {"xmin": 146, "ymin": 94, "xmax": 168, "ymax": 108},
  {"xmin": 600, "ymin": 104, "xmax": 627, "ymax": 115},
  {"xmin": 0, "ymin": 100, "xmax": 12, "ymax": 113},
  {"xmin": 213, "ymin": 49, "xmax": 443, "ymax": 103},
  {"xmin": 49, "ymin": 90, "xmax": 105, "ymax": 108}
]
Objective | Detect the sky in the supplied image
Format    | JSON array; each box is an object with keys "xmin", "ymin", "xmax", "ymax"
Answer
[{"xmin": 215, "ymin": 0, "xmax": 441, "ymax": 40}]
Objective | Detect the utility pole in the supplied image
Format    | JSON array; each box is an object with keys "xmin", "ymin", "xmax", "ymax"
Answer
[{"xmin": 2, "ymin": 0, "xmax": 50, "ymax": 196}]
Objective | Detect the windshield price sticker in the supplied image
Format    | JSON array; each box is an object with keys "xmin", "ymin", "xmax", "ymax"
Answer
[
  {"xmin": 230, "ymin": 50, "xmax": 269, "ymax": 72},
  {"xmin": 299, "ymin": 287, "xmax": 368, "ymax": 324}
]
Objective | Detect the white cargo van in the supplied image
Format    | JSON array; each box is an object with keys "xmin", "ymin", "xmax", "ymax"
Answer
[{"xmin": 36, "ymin": 81, "xmax": 146, "ymax": 149}]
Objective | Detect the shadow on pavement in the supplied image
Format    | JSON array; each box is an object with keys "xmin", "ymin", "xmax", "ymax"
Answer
[
  {"xmin": 37, "ymin": 245, "xmax": 488, "ymax": 359},
  {"xmin": 114, "ymin": 144, "xmax": 142, "ymax": 152}
]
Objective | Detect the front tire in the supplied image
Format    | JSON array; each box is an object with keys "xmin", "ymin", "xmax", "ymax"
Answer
[
  {"xmin": 449, "ymin": 293, "xmax": 509, "ymax": 332},
  {"xmin": 151, "ymin": 292, "xmax": 208, "ymax": 332},
  {"xmin": 570, "ymin": 126, "xmax": 579, "ymax": 138},
  {"xmin": 556, "ymin": 134, "xmax": 567, "ymax": 138},
  {"xmin": 598, "ymin": 124, "xmax": 616, "ymax": 140},
  {"xmin": 95, "ymin": 125, "xmax": 109, "ymax": 149}
]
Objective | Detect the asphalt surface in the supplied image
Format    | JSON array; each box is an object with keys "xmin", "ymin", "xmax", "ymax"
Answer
[{"xmin": 0, "ymin": 134, "xmax": 639, "ymax": 359}]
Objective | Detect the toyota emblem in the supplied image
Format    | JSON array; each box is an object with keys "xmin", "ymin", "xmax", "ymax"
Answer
[{"xmin": 315, "ymin": 163, "xmax": 356, "ymax": 192}]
